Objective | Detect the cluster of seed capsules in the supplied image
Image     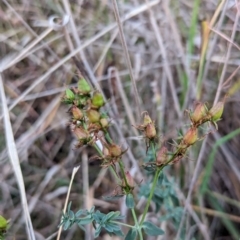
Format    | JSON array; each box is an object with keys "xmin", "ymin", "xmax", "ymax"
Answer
[
  {"xmin": 63, "ymin": 79, "xmax": 224, "ymax": 192},
  {"xmin": 137, "ymin": 100, "xmax": 224, "ymax": 171},
  {"xmin": 62, "ymin": 78, "xmax": 128, "ymax": 169}
]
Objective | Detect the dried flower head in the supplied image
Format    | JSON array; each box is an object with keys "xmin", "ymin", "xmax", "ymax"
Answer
[
  {"xmin": 156, "ymin": 146, "xmax": 168, "ymax": 165},
  {"xmin": 182, "ymin": 127, "xmax": 198, "ymax": 147},
  {"xmin": 71, "ymin": 106, "xmax": 84, "ymax": 120},
  {"xmin": 145, "ymin": 123, "xmax": 157, "ymax": 139},
  {"xmin": 191, "ymin": 102, "xmax": 207, "ymax": 123}
]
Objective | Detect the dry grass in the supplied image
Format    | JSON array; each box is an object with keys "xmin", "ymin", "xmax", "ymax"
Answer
[{"xmin": 0, "ymin": 0, "xmax": 240, "ymax": 239}]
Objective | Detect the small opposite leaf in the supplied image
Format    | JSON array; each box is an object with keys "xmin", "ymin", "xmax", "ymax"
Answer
[
  {"xmin": 78, "ymin": 216, "xmax": 93, "ymax": 225},
  {"xmin": 114, "ymin": 229, "xmax": 124, "ymax": 237},
  {"xmin": 125, "ymin": 228, "xmax": 137, "ymax": 240},
  {"xmin": 75, "ymin": 209, "xmax": 87, "ymax": 217},
  {"xmin": 67, "ymin": 202, "xmax": 72, "ymax": 213},
  {"xmin": 68, "ymin": 210, "xmax": 75, "ymax": 220},
  {"xmin": 94, "ymin": 225, "xmax": 102, "ymax": 238},
  {"xmin": 142, "ymin": 221, "xmax": 164, "ymax": 236},
  {"xmin": 126, "ymin": 194, "xmax": 135, "ymax": 209},
  {"xmin": 63, "ymin": 219, "xmax": 71, "ymax": 230}
]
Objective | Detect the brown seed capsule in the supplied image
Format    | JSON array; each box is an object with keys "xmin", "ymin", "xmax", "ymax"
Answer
[
  {"xmin": 71, "ymin": 106, "xmax": 84, "ymax": 120},
  {"xmin": 145, "ymin": 123, "xmax": 156, "ymax": 139},
  {"xmin": 73, "ymin": 127, "xmax": 89, "ymax": 140},
  {"xmin": 108, "ymin": 144, "xmax": 122, "ymax": 157},
  {"xmin": 156, "ymin": 146, "xmax": 168, "ymax": 165},
  {"xmin": 191, "ymin": 103, "xmax": 207, "ymax": 123},
  {"xmin": 208, "ymin": 101, "xmax": 224, "ymax": 121},
  {"xmin": 91, "ymin": 91, "xmax": 105, "ymax": 109},
  {"xmin": 87, "ymin": 109, "xmax": 100, "ymax": 123},
  {"xmin": 182, "ymin": 127, "xmax": 198, "ymax": 146}
]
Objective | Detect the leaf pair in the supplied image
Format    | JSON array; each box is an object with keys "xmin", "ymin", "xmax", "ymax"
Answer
[{"xmin": 125, "ymin": 221, "xmax": 164, "ymax": 240}]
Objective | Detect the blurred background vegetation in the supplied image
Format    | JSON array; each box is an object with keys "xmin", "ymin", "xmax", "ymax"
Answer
[{"xmin": 0, "ymin": 0, "xmax": 240, "ymax": 239}]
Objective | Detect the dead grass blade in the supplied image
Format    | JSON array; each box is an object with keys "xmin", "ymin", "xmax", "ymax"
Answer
[
  {"xmin": 56, "ymin": 165, "xmax": 80, "ymax": 240},
  {"xmin": 0, "ymin": 73, "xmax": 36, "ymax": 240}
]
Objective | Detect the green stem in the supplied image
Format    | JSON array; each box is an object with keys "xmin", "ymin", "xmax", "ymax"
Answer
[
  {"xmin": 150, "ymin": 141, "xmax": 157, "ymax": 159},
  {"xmin": 131, "ymin": 208, "xmax": 138, "ymax": 224},
  {"xmin": 131, "ymin": 209, "xmax": 143, "ymax": 240},
  {"xmin": 93, "ymin": 143, "xmax": 104, "ymax": 157},
  {"xmin": 111, "ymin": 221, "xmax": 134, "ymax": 229},
  {"xmin": 104, "ymin": 130, "xmax": 113, "ymax": 144},
  {"xmin": 140, "ymin": 168, "xmax": 161, "ymax": 225},
  {"xmin": 118, "ymin": 161, "xmax": 129, "ymax": 188}
]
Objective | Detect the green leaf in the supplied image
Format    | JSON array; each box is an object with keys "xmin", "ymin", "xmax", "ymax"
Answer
[
  {"xmin": 67, "ymin": 202, "xmax": 72, "ymax": 214},
  {"xmin": 94, "ymin": 225, "xmax": 102, "ymax": 238},
  {"xmin": 110, "ymin": 211, "xmax": 121, "ymax": 220},
  {"xmin": 65, "ymin": 89, "xmax": 75, "ymax": 100},
  {"xmin": 113, "ymin": 229, "xmax": 124, "ymax": 237},
  {"xmin": 103, "ymin": 211, "xmax": 117, "ymax": 222},
  {"xmin": 142, "ymin": 221, "xmax": 164, "ymax": 236},
  {"xmin": 75, "ymin": 209, "xmax": 87, "ymax": 217},
  {"xmin": 68, "ymin": 210, "xmax": 75, "ymax": 220},
  {"xmin": 104, "ymin": 223, "xmax": 114, "ymax": 233},
  {"xmin": 125, "ymin": 228, "xmax": 137, "ymax": 240},
  {"xmin": 126, "ymin": 194, "xmax": 135, "ymax": 209},
  {"xmin": 63, "ymin": 219, "xmax": 71, "ymax": 230},
  {"xmin": 105, "ymin": 223, "xmax": 120, "ymax": 232},
  {"xmin": 78, "ymin": 216, "xmax": 93, "ymax": 225}
]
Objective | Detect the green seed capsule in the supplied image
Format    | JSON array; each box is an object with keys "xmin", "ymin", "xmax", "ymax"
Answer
[
  {"xmin": 0, "ymin": 216, "xmax": 7, "ymax": 230},
  {"xmin": 87, "ymin": 109, "xmax": 100, "ymax": 123},
  {"xmin": 78, "ymin": 78, "xmax": 91, "ymax": 94},
  {"xmin": 65, "ymin": 89, "xmax": 75, "ymax": 100},
  {"xmin": 91, "ymin": 91, "xmax": 104, "ymax": 108},
  {"xmin": 209, "ymin": 102, "xmax": 224, "ymax": 121}
]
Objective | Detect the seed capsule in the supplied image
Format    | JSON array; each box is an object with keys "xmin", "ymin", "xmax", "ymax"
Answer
[
  {"xmin": 91, "ymin": 91, "xmax": 105, "ymax": 108},
  {"xmin": 108, "ymin": 144, "xmax": 122, "ymax": 157},
  {"xmin": 124, "ymin": 171, "xmax": 134, "ymax": 188},
  {"xmin": 78, "ymin": 78, "xmax": 91, "ymax": 94},
  {"xmin": 143, "ymin": 114, "xmax": 153, "ymax": 126},
  {"xmin": 100, "ymin": 117, "xmax": 109, "ymax": 128},
  {"xmin": 156, "ymin": 146, "xmax": 168, "ymax": 165},
  {"xmin": 87, "ymin": 109, "xmax": 100, "ymax": 123},
  {"xmin": 65, "ymin": 89, "xmax": 75, "ymax": 100},
  {"xmin": 182, "ymin": 127, "xmax": 198, "ymax": 146},
  {"xmin": 209, "ymin": 101, "xmax": 224, "ymax": 121},
  {"xmin": 145, "ymin": 123, "xmax": 156, "ymax": 139},
  {"xmin": 191, "ymin": 102, "xmax": 207, "ymax": 123},
  {"xmin": 71, "ymin": 106, "xmax": 83, "ymax": 120}
]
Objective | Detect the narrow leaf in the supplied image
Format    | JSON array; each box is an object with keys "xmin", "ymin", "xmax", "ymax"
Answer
[
  {"xmin": 126, "ymin": 194, "xmax": 135, "ymax": 209},
  {"xmin": 142, "ymin": 221, "xmax": 164, "ymax": 236},
  {"xmin": 125, "ymin": 228, "xmax": 137, "ymax": 240}
]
